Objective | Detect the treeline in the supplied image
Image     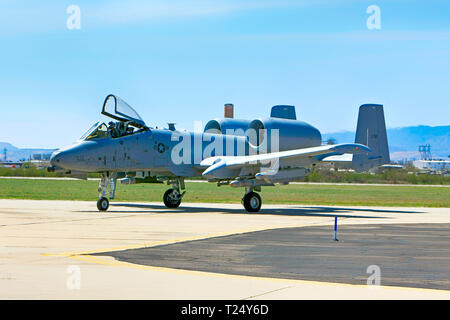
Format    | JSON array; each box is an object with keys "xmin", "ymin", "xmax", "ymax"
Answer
[
  {"xmin": 304, "ymin": 169, "xmax": 450, "ymax": 185},
  {"xmin": 0, "ymin": 164, "xmax": 101, "ymax": 178}
]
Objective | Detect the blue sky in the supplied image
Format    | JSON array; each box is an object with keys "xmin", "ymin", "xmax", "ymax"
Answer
[{"xmin": 1, "ymin": 0, "xmax": 449, "ymax": 148}]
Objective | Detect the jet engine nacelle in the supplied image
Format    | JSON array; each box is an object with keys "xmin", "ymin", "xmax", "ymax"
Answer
[
  {"xmin": 204, "ymin": 105, "xmax": 322, "ymax": 152},
  {"xmin": 204, "ymin": 118, "xmax": 252, "ymax": 136},
  {"xmin": 204, "ymin": 117, "xmax": 321, "ymax": 152},
  {"xmin": 248, "ymin": 118, "xmax": 322, "ymax": 152}
]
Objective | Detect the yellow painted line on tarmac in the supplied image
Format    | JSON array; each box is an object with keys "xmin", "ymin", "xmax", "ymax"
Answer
[{"xmin": 70, "ymin": 252, "xmax": 450, "ymax": 296}]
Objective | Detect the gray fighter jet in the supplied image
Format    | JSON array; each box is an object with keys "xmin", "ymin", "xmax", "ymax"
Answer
[{"xmin": 48, "ymin": 94, "xmax": 389, "ymax": 212}]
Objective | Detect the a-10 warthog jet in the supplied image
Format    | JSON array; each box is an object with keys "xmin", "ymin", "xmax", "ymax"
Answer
[{"xmin": 48, "ymin": 94, "xmax": 389, "ymax": 212}]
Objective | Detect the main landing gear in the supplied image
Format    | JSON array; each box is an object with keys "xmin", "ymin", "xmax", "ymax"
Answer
[
  {"xmin": 97, "ymin": 172, "xmax": 117, "ymax": 211},
  {"xmin": 242, "ymin": 187, "xmax": 262, "ymax": 212},
  {"xmin": 163, "ymin": 178, "xmax": 186, "ymax": 209}
]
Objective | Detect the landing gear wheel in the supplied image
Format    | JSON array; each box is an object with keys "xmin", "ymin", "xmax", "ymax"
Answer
[
  {"xmin": 163, "ymin": 188, "xmax": 182, "ymax": 208},
  {"xmin": 243, "ymin": 192, "xmax": 262, "ymax": 212},
  {"xmin": 97, "ymin": 197, "xmax": 109, "ymax": 211}
]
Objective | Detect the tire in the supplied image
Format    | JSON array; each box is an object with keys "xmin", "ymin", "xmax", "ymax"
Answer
[
  {"xmin": 163, "ymin": 189, "xmax": 181, "ymax": 208},
  {"xmin": 97, "ymin": 197, "xmax": 109, "ymax": 211},
  {"xmin": 243, "ymin": 192, "xmax": 262, "ymax": 212}
]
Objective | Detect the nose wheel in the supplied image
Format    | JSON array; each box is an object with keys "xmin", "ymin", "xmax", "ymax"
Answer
[
  {"xmin": 97, "ymin": 197, "xmax": 109, "ymax": 211},
  {"xmin": 242, "ymin": 191, "xmax": 262, "ymax": 212}
]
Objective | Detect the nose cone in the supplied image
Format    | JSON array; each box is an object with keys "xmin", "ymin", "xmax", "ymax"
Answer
[
  {"xmin": 50, "ymin": 149, "xmax": 70, "ymax": 169},
  {"xmin": 49, "ymin": 142, "xmax": 99, "ymax": 172},
  {"xmin": 49, "ymin": 145, "xmax": 81, "ymax": 170},
  {"xmin": 49, "ymin": 150, "xmax": 60, "ymax": 167}
]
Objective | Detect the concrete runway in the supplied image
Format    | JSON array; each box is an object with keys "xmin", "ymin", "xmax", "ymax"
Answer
[{"xmin": 1, "ymin": 199, "xmax": 450, "ymax": 299}]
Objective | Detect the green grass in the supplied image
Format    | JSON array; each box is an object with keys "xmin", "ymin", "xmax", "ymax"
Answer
[
  {"xmin": 0, "ymin": 179, "xmax": 449, "ymax": 207},
  {"xmin": 2, "ymin": 165, "xmax": 450, "ymax": 185}
]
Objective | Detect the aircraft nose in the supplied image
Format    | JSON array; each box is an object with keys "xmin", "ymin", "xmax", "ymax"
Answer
[
  {"xmin": 48, "ymin": 150, "xmax": 67, "ymax": 172},
  {"xmin": 49, "ymin": 143, "xmax": 95, "ymax": 171},
  {"xmin": 50, "ymin": 149, "xmax": 75, "ymax": 169},
  {"xmin": 49, "ymin": 150, "xmax": 62, "ymax": 167}
]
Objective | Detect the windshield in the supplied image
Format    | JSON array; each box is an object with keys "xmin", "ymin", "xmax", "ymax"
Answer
[
  {"xmin": 80, "ymin": 122, "xmax": 109, "ymax": 141},
  {"xmin": 80, "ymin": 120, "xmax": 145, "ymax": 141},
  {"xmin": 80, "ymin": 121, "xmax": 101, "ymax": 140}
]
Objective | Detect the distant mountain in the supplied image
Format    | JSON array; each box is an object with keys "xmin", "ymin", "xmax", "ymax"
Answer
[
  {"xmin": 0, "ymin": 142, "xmax": 56, "ymax": 162},
  {"xmin": 322, "ymin": 125, "xmax": 450, "ymax": 161}
]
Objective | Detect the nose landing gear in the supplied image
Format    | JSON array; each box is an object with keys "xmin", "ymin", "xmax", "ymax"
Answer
[{"xmin": 97, "ymin": 172, "xmax": 117, "ymax": 211}]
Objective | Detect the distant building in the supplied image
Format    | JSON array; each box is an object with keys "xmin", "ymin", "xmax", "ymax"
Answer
[
  {"xmin": 412, "ymin": 159, "xmax": 450, "ymax": 173},
  {"xmin": 413, "ymin": 144, "xmax": 450, "ymax": 173},
  {"xmin": 31, "ymin": 153, "xmax": 52, "ymax": 161}
]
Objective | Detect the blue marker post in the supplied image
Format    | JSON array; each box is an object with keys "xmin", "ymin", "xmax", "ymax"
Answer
[{"xmin": 334, "ymin": 216, "xmax": 339, "ymax": 241}]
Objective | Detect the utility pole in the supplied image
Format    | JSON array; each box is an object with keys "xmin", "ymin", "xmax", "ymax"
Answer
[{"xmin": 419, "ymin": 144, "xmax": 432, "ymax": 160}]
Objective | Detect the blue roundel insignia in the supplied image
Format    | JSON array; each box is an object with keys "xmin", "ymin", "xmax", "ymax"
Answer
[{"xmin": 157, "ymin": 143, "xmax": 166, "ymax": 153}]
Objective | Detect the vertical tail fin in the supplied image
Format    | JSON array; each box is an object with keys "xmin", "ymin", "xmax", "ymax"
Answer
[{"xmin": 352, "ymin": 104, "xmax": 390, "ymax": 172}]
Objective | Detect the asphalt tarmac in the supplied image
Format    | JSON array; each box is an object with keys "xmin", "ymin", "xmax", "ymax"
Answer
[{"xmin": 96, "ymin": 223, "xmax": 450, "ymax": 290}]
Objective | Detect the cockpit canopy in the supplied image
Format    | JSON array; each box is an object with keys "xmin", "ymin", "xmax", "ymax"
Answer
[
  {"xmin": 79, "ymin": 95, "xmax": 148, "ymax": 141},
  {"xmin": 102, "ymin": 94, "xmax": 147, "ymax": 128}
]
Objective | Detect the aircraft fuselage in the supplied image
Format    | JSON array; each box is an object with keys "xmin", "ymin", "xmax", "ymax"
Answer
[{"xmin": 51, "ymin": 123, "xmax": 321, "ymax": 177}]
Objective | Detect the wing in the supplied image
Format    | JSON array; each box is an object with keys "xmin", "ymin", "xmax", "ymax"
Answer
[{"xmin": 200, "ymin": 143, "xmax": 370, "ymax": 177}]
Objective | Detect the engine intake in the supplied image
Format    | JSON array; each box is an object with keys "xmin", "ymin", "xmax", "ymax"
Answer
[
  {"xmin": 248, "ymin": 117, "xmax": 322, "ymax": 151},
  {"xmin": 204, "ymin": 119, "xmax": 252, "ymax": 136}
]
